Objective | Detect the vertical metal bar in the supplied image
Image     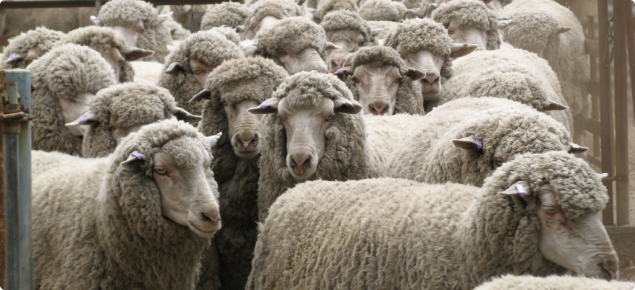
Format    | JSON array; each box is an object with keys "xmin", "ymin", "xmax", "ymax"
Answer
[
  {"xmin": 4, "ymin": 82, "xmax": 20, "ymax": 290},
  {"xmin": 0, "ymin": 70, "xmax": 6, "ymax": 290},
  {"xmin": 613, "ymin": 0, "xmax": 630, "ymax": 225},
  {"xmin": 599, "ymin": 0, "xmax": 615, "ymax": 225},
  {"xmin": 628, "ymin": 17, "xmax": 635, "ymax": 124}
]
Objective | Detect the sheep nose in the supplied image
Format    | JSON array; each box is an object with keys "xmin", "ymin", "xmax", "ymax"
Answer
[
  {"xmin": 237, "ymin": 133, "xmax": 258, "ymax": 148},
  {"xmin": 290, "ymin": 154, "xmax": 311, "ymax": 169},
  {"xmin": 331, "ymin": 60, "xmax": 344, "ymax": 71},
  {"xmin": 369, "ymin": 102, "xmax": 389, "ymax": 115},
  {"xmin": 423, "ymin": 75, "xmax": 438, "ymax": 83},
  {"xmin": 601, "ymin": 255, "xmax": 619, "ymax": 280},
  {"xmin": 202, "ymin": 211, "xmax": 221, "ymax": 225}
]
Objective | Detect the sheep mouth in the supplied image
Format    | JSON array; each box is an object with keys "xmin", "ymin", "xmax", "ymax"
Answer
[{"xmin": 190, "ymin": 223, "xmax": 221, "ymax": 238}]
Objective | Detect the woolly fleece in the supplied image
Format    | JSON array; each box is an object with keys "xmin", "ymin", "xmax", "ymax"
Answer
[
  {"xmin": 209, "ymin": 26, "xmax": 242, "ymax": 45},
  {"xmin": 55, "ymin": 26, "xmax": 136, "ymax": 83},
  {"xmin": 359, "ymin": 0, "xmax": 407, "ymax": 21},
  {"xmin": 0, "ymin": 27, "xmax": 65, "ymax": 69},
  {"xmin": 158, "ymin": 30, "xmax": 243, "ymax": 115},
  {"xmin": 255, "ymin": 17, "xmax": 327, "ymax": 65},
  {"xmin": 342, "ymin": 46, "xmax": 425, "ymax": 115},
  {"xmin": 474, "ymin": 275, "xmax": 635, "ymax": 290},
  {"xmin": 163, "ymin": 19, "xmax": 193, "ymax": 41},
  {"xmin": 81, "ymin": 82, "xmax": 183, "ymax": 157},
  {"xmin": 98, "ymin": 0, "xmax": 173, "ymax": 62},
  {"xmin": 247, "ymin": 151, "xmax": 608, "ymax": 289},
  {"xmin": 196, "ymin": 56, "xmax": 288, "ymax": 290},
  {"xmin": 172, "ymin": 5, "xmax": 208, "ymax": 32},
  {"xmin": 320, "ymin": 10, "xmax": 378, "ymax": 48},
  {"xmin": 385, "ymin": 97, "xmax": 575, "ymax": 186},
  {"xmin": 432, "ymin": 0, "xmax": 501, "ymax": 50},
  {"xmin": 435, "ymin": 48, "xmax": 574, "ymax": 133},
  {"xmin": 30, "ymin": 44, "xmax": 117, "ymax": 156},
  {"xmin": 257, "ymin": 71, "xmax": 374, "ymax": 220},
  {"xmin": 367, "ymin": 20, "xmax": 400, "ymax": 39},
  {"xmin": 312, "ymin": 0, "xmax": 359, "ymax": 23},
  {"xmin": 499, "ymin": 0, "xmax": 590, "ymax": 144},
  {"xmin": 242, "ymin": 0, "xmax": 305, "ymax": 39},
  {"xmin": 32, "ymin": 120, "xmax": 219, "ymax": 289},
  {"xmin": 201, "ymin": 2, "xmax": 251, "ymax": 31}
]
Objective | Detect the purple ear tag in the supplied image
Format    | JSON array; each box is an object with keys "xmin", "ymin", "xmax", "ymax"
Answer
[
  {"xmin": 131, "ymin": 151, "xmax": 144, "ymax": 160},
  {"xmin": 309, "ymin": 8, "xmax": 317, "ymax": 13},
  {"xmin": 475, "ymin": 136, "xmax": 483, "ymax": 149},
  {"xmin": 79, "ymin": 114, "xmax": 87, "ymax": 125},
  {"xmin": 260, "ymin": 99, "xmax": 269, "ymax": 109},
  {"xmin": 408, "ymin": 8, "xmax": 417, "ymax": 12},
  {"xmin": 466, "ymin": 95, "xmax": 472, "ymax": 99},
  {"xmin": 10, "ymin": 54, "xmax": 19, "ymax": 61},
  {"xmin": 515, "ymin": 183, "xmax": 526, "ymax": 198},
  {"xmin": 336, "ymin": 68, "xmax": 345, "ymax": 75},
  {"xmin": 90, "ymin": 16, "xmax": 99, "ymax": 23}
]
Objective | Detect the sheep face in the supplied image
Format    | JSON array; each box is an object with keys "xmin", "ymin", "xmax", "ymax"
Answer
[
  {"xmin": 189, "ymin": 59, "xmax": 215, "ymax": 87},
  {"xmin": 149, "ymin": 137, "xmax": 221, "ymax": 238},
  {"xmin": 325, "ymin": 34, "xmax": 364, "ymax": 73},
  {"xmin": 396, "ymin": 45, "xmax": 444, "ymax": 99},
  {"xmin": 249, "ymin": 95, "xmax": 362, "ymax": 181},
  {"xmin": 277, "ymin": 47, "xmax": 329, "ymax": 74},
  {"xmin": 225, "ymin": 99, "xmax": 264, "ymax": 159},
  {"xmin": 500, "ymin": 11, "xmax": 570, "ymax": 58},
  {"xmin": 327, "ymin": 48, "xmax": 348, "ymax": 73},
  {"xmin": 5, "ymin": 48, "xmax": 40, "ymax": 69},
  {"xmin": 112, "ymin": 20, "xmax": 145, "ymax": 48},
  {"xmin": 446, "ymin": 18, "xmax": 487, "ymax": 50},
  {"xmin": 58, "ymin": 92, "xmax": 96, "ymax": 136},
  {"xmin": 502, "ymin": 182, "xmax": 618, "ymax": 280}
]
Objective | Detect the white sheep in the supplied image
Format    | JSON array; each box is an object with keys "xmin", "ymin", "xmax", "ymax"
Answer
[
  {"xmin": 474, "ymin": 275, "xmax": 635, "ymax": 290},
  {"xmin": 247, "ymin": 151, "xmax": 618, "ymax": 289}
]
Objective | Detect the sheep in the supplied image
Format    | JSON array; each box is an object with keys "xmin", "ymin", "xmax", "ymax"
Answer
[
  {"xmin": 190, "ymin": 56, "xmax": 289, "ymax": 290},
  {"xmin": 171, "ymin": 5, "xmax": 208, "ymax": 33},
  {"xmin": 129, "ymin": 61, "xmax": 165, "ymax": 84},
  {"xmin": 366, "ymin": 20, "xmax": 400, "ymax": 40},
  {"xmin": 32, "ymin": 120, "xmax": 223, "ymax": 289},
  {"xmin": 310, "ymin": 0, "xmax": 359, "ymax": 24},
  {"xmin": 162, "ymin": 18, "xmax": 193, "ymax": 41},
  {"xmin": 55, "ymin": 26, "xmax": 154, "ymax": 83},
  {"xmin": 499, "ymin": 0, "xmax": 590, "ymax": 147},
  {"xmin": 158, "ymin": 30, "xmax": 244, "ymax": 115},
  {"xmin": 383, "ymin": 18, "xmax": 477, "ymax": 108},
  {"xmin": 96, "ymin": 0, "xmax": 173, "ymax": 62},
  {"xmin": 255, "ymin": 16, "xmax": 336, "ymax": 74},
  {"xmin": 241, "ymin": 0, "xmax": 306, "ymax": 40},
  {"xmin": 201, "ymin": 3, "xmax": 251, "ymax": 31},
  {"xmin": 319, "ymin": 10, "xmax": 379, "ymax": 72},
  {"xmin": 385, "ymin": 97, "xmax": 588, "ymax": 186},
  {"xmin": 2, "ymin": 7, "xmax": 94, "ymax": 36},
  {"xmin": 406, "ymin": 0, "xmax": 511, "ymax": 18},
  {"xmin": 432, "ymin": 47, "xmax": 574, "ymax": 133},
  {"xmin": 1, "ymin": 27, "xmax": 65, "ymax": 69},
  {"xmin": 431, "ymin": 0, "xmax": 502, "ymax": 50},
  {"xmin": 29, "ymin": 44, "xmax": 117, "ymax": 156},
  {"xmin": 359, "ymin": 0, "xmax": 408, "ymax": 22},
  {"xmin": 474, "ymin": 275, "xmax": 635, "ymax": 290},
  {"xmin": 335, "ymin": 46, "xmax": 426, "ymax": 115},
  {"xmin": 65, "ymin": 82, "xmax": 201, "ymax": 158},
  {"xmin": 247, "ymin": 151, "xmax": 618, "ymax": 289},
  {"xmin": 363, "ymin": 113, "xmax": 424, "ymax": 167},
  {"xmin": 248, "ymin": 71, "xmax": 374, "ymax": 220}
]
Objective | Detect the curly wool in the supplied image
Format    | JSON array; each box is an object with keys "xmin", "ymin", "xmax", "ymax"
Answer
[
  {"xmin": 320, "ymin": 10, "xmax": 378, "ymax": 47},
  {"xmin": 30, "ymin": 44, "xmax": 117, "ymax": 156},
  {"xmin": 163, "ymin": 19, "xmax": 192, "ymax": 41},
  {"xmin": 432, "ymin": 0, "xmax": 501, "ymax": 50},
  {"xmin": 248, "ymin": 151, "xmax": 606, "ymax": 289},
  {"xmin": 82, "ymin": 83, "xmax": 181, "ymax": 158},
  {"xmin": 367, "ymin": 20, "xmax": 400, "ymax": 39},
  {"xmin": 313, "ymin": 0, "xmax": 358, "ymax": 23},
  {"xmin": 98, "ymin": 0, "xmax": 172, "ymax": 62},
  {"xmin": 255, "ymin": 17, "xmax": 327, "ymax": 63},
  {"xmin": 242, "ymin": 0, "xmax": 305, "ymax": 39},
  {"xmin": 258, "ymin": 72, "xmax": 374, "ymax": 220},
  {"xmin": 55, "ymin": 26, "xmax": 136, "ymax": 83},
  {"xmin": 171, "ymin": 5, "xmax": 207, "ymax": 32},
  {"xmin": 158, "ymin": 30, "xmax": 243, "ymax": 115},
  {"xmin": 359, "ymin": 0, "xmax": 406, "ymax": 21},
  {"xmin": 499, "ymin": 0, "xmax": 590, "ymax": 144},
  {"xmin": 474, "ymin": 275, "xmax": 635, "ymax": 290},
  {"xmin": 342, "ymin": 46, "xmax": 425, "ymax": 115},
  {"xmin": 385, "ymin": 97, "xmax": 574, "ymax": 186},
  {"xmin": 435, "ymin": 48, "xmax": 573, "ymax": 133},
  {"xmin": 32, "ymin": 120, "xmax": 217, "ymax": 289},
  {"xmin": 0, "ymin": 27, "xmax": 65, "ymax": 69},
  {"xmin": 196, "ymin": 57, "xmax": 288, "ymax": 290},
  {"xmin": 201, "ymin": 2, "xmax": 251, "ymax": 31},
  {"xmin": 209, "ymin": 26, "xmax": 241, "ymax": 45}
]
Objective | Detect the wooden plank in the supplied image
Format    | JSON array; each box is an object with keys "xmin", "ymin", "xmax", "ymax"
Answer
[
  {"xmin": 589, "ymin": 79, "xmax": 601, "ymax": 97},
  {"xmin": 586, "ymin": 39, "xmax": 600, "ymax": 56},
  {"xmin": 586, "ymin": 118, "xmax": 602, "ymax": 135},
  {"xmin": 575, "ymin": 0, "xmax": 598, "ymax": 16}
]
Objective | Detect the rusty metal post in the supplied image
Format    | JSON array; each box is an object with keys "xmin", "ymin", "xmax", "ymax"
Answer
[
  {"xmin": 599, "ymin": 0, "xmax": 615, "ymax": 225},
  {"xmin": 3, "ymin": 70, "xmax": 32, "ymax": 290},
  {"xmin": 614, "ymin": 0, "xmax": 630, "ymax": 226}
]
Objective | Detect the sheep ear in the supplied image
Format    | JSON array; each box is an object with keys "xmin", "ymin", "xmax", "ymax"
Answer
[
  {"xmin": 325, "ymin": 42, "xmax": 342, "ymax": 54},
  {"xmin": 423, "ymin": 3, "xmax": 438, "ymax": 18},
  {"xmin": 568, "ymin": 142, "xmax": 588, "ymax": 154},
  {"xmin": 158, "ymin": 11, "xmax": 173, "ymax": 23},
  {"xmin": 500, "ymin": 181, "xmax": 532, "ymax": 201},
  {"xmin": 172, "ymin": 107, "xmax": 202, "ymax": 124},
  {"xmin": 190, "ymin": 89, "xmax": 212, "ymax": 103},
  {"xmin": 333, "ymin": 66, "xmax": 353, "ymax": 80},
  {"xmin": 450, "ymin": 43, "xmax": 478, "ymax": 58},
  {"xmin": 333, "ymin": 97, "xmax": 362, "ymax": 114},
  {"xmin": 121, "ymin": 46, "xmax": 154, "ymax": 61},
  {"xmin": 248, "ymin": 98, "xmax": 280, "ymax": 114},
  {"xmin": 542, "ymin": 100, "xmax": 568, "ymax": 111},
  {"xmin": 558, "ymin": 26, "xmax": 571, "ymax": 34},
  {"xmin": 235, "ymin": 25, "xmax": 246, "ymax": 33},
  {"xmin": 296, "ymin": 0, "xmax": 306, "ymax": 5},
  {"xmin": 205, "ymin": 132, "xmax": 222, "ymax": 149},
  {"xmin": 66, "ymin": 111, "xmax": 98, "ymax": 128},
  {"xmin": 240, "ymin": 40, "xmax": 258, "ymax": 57},
  {"xmin": 165, "ymin": 62, "xmax": 184, "ymax": 74},
  {"xmin": 497, "ymin": 19, "xmax": 512, "ymax": 30},
  {"xmin": 121, "ymin": 151, "xmax": 145, "ymax": 167},
  {"xmin": 25, "ymin": 49, "xmax": 39, "ymax": 60},
  {"xmin": 5, "ymin": 54, "xmax": 23, "ymax": 64},
  {"xmin": 371, "ymin": 29, "xmax": 382, "ymax": 37},
  {"xmin": 452, "ymin": 135, "xmax": 483, "ymax": 151},
  {"xmin": 405, "ymin": 68, "xmax": 425, "ymax": 81}
]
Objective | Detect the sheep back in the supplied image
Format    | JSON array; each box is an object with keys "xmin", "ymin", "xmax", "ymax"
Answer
[
  {"xmin": 474, "ymin": 275, "xmax": 635, "ymax": 290},
  {"xmin": 201, "ymin": 2, "xmax": 251, "ymax": 31}
]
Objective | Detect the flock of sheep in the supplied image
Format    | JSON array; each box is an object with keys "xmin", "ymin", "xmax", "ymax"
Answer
[{"xmin": 1, "ymin": 0, "xmax": 632, "ymax": 289}]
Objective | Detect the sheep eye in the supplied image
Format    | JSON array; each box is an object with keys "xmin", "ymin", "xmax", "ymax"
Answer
[
  {"xmin": 545, "ymin": 208, "xmax": 557, "ymax": 215},
  {"xmin": 448, "ymin": 29, "xmax": 455, "ymax": 35},
  {"xmin": 277, "ymin": 49, "xmax": 288, "ymax": 56},
  {"xmin": 352, "ymin": 77, "xmax": 360, "ymax": 84},
  {"xmin": 325, "ymin": 114, "xmax": 335, "ymax": 122},
  {"xmin": 494, "ymin": 159, "xmax": 503, "ymax": 167},
  {"xmin": 155, "ymin": 167, "xmax": 168, "ymax": 175},
  {"xmin": 221, "ymin": 101, "xmax": 228, "ymax": 107}
]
